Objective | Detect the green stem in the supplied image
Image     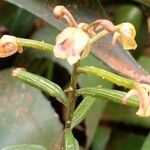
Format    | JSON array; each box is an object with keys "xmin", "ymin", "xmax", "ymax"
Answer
[
  {"xmin": 77, "ymin": 66, "xmax": 137, "ymax": 89},
  {"xmin": 77, "ymin": 87, "xmax": 139, "ymax": 108},
  {"xmin": 17, "ymin": 38, "xmax": 54, "ymax": 51},
  {"xmin": 65, "ymin": 61, "xmax": 80, "ymax": 128}
]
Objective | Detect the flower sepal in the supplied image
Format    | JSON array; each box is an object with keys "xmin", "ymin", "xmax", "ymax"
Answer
[{"xmin": 122, "ymin": 83, "xmax": 150, "ymax": 117}]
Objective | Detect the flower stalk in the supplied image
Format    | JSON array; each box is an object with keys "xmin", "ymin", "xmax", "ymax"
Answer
[
  {"xmin": 0, "ymin": 35, "xmax": 54, "ymax": 58},
  {"xmin": 65, "ymin": 61, "xmax": 80, "ymax": 128},
  {"xmin": 18, "ymin": 38, "xmax": 54, "ymax": 51}
]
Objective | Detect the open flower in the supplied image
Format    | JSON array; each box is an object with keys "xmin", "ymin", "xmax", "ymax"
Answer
[
  {"xmin": 122, "ymin": 83, "xmax": 150, "ymax": 117},
  {"xmin": 112, "ymin": 23, "xmax": 137, "ymax": 50},
  {"xmin": 53, "ymin": 27, "xmax": 90, "ymax": 65},
  {"xmin": 0, "ymin": 35, "xmax": 23, "ymax": 57},
  {"xmin": 53, "ymin": 6, "xmax": 137, "ymax": 65}
]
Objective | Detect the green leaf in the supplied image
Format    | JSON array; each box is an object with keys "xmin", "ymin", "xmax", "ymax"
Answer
[
  {"xmin": 13, "ymin": 68, "xmax": 67, "ymax": 106},
  {"xmin": 78, "ymin": 66, "xmax": 136, "ymax": 89},
  {"xmin": 112, "ymin": 4, "xmax": 143, "ymax": 32},
  {"xmin": 5, "ymin": 0, "xmax": 65, "ymax": 30},
  {"xmin": 10, "ymin": 8, "xmax": 35, "ymax": 37},
  {"xmin": 63, "ymin": 129, "xmax": 79, "ymax": 150},
  {"xmin": 103, "ymin": 102, "xmax": 150, "ymax": 128},
  {"xmin": 85, "ymin": 100, "xmax": 107, "ymax": 149},
  {"xmin": 0, "ymin": 2, "xmax": 18, "ymax": 27},
  {"xmin": 138, "ymin": 56, "xmax": 150, "ymax": 73},
  {"xmin": 141, "ymin": 132, "xmax": 150, "ymax": 150},
  {"xmin": 0, "ymin": 2, "xmax": 34, "ymax": 37},
  {"xmin": 108, "ymin": 131, "xmax": 145, "ymax": 150},
  {"xmin": 92, "ymin": 126, "xmax": 111, "ymax": 150},
  {"xmin": 0, "ymin": 68, "xmax": 63, "ymax": 149},
  {"xmin": 77, "ymin": 87, "xmax": 139, "ymax": 108},
  {"xmin": 2, "ymin": 144, "xmax": 47, "ymax": 150},
  {"xmin": 71, "ymin": 96, "xmax": 95, "ymax": 129}
]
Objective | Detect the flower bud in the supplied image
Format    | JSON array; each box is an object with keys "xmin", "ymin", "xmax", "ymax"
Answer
[
  {"xmin": 53, "ymin": 5, "xmax": 65, "ymax": 19},
  {"xmin": 0, "ymin": 35, "xmax": 23, "ymax": 58}
]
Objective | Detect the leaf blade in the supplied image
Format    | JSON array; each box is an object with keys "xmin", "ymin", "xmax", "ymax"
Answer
[
  {"xmin": 71, "ymin": 96, "xmax": 95, "ymax": 129},
  {"xmin": 63, "ymin": 129, "xmax": 79, "ymax": 150},
  {"xmin": 0, "ymin": 68, "xmax": 63, "ymax": 149},
  {"xmin": 141, "ymin": 132, "xmax": 150, "ymax": 150}
]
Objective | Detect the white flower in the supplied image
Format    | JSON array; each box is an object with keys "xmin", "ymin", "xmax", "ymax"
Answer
[{"xmin": 53, "ymin": 27, "xmax": 90, "ymax": 65}]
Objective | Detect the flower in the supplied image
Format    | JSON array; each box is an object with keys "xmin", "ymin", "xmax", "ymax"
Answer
[
  {"xmin": 112, "ymin": 23, "xmax": 137, "ymax": 50},
  {"xmin": 122, "ymin": 83, "xmax": 150, "ymax": 117},
  {"xmin": 0, "ymin": 35, "xmax": 23, "ymax": 57},
  {"xmin": 53, "ymin": 6, "xmax": 137, "ymax": 65},
  {"xmin": 53, "ymin": 27, "xmax": 90, "ymax": 65}
]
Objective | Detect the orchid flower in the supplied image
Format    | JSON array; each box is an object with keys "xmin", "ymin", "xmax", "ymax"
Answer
[
  {"xmin": 112, "ymin": 23, "xmax": 137, "ymax": 50},
  {"xmin": 53, "ymin": 27, "xmax": 90, "ymax": 65},
  {"xmin": 122, "ymin": 83, "xmax": 150, "ymax": 117}
]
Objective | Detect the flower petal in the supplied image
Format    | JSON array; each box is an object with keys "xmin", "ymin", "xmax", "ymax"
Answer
[
  {"xmin": 53, "ymin": 27, "xmax": 90, "ymax": 65},
  {"xmin": 114, "ymin": 22, "xmax": 137, "ymax": 50}
]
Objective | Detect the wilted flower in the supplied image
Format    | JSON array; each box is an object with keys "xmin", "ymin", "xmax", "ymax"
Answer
[
  {"xmin": 112, "ymin": 23, "xmax": 137, "ymax": 50},
  {"xmin": 53, "ymin": 27, "xmax": 90, "ymax": 65},
  {"xmin": 122, "ymin": 83, "xmax": 150, "ymax": 117},
  {"xmin": 0, "ymin": 35, "xmax": 23, "ymax": 57}
]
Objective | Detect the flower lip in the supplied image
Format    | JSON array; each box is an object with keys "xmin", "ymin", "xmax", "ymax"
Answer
[
  {"xmin": 113, "ymin": 22, "xmax": 137, "ymax": 50},
  {"xmin": 53, "ymin": 27, "xmax": 90, "ymax": 65},
  {"xmin": 122, "ymin": 83, "xmax": 150, "ymax": 117},
  {"xmin": 117, "ymin": 23, "xmax": 136, "ymax": 38}
]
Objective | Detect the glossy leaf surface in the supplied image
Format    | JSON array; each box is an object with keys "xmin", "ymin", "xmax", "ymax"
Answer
[
  {"xmin": 71, "ymin": 96, "xmax": 95, "ymax": 129},
  {"xmin": 0, "ymin": 69, "xmax": 63, "ymax": 150}
]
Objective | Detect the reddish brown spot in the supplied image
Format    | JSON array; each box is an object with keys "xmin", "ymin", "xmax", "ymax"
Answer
[{"xmin": 3, "ymin": 42, "xmax": 16, "ymax": 53}]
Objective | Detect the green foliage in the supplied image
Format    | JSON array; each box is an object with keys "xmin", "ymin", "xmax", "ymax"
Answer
[
  {"xmin": 0, "ymin": 69, "xmax": 63, "ymax": 149},
  {"xmin": 63, "ymin": 129, "xmax": 79, "ymax": 150},
  {"xmin": 92, "ymin": 126, "xmax": 111, "ymax": 150},
  {"xmin": 71, "ymin": 96, "xmax": 95, "ymax": 129},
  {"xmin": 141, "ymin": 133, "xmax": 150, "ymax": 150},
  {"xmin": 108, "ymin": 131, "xmax": 145, "ymax": 150}
]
